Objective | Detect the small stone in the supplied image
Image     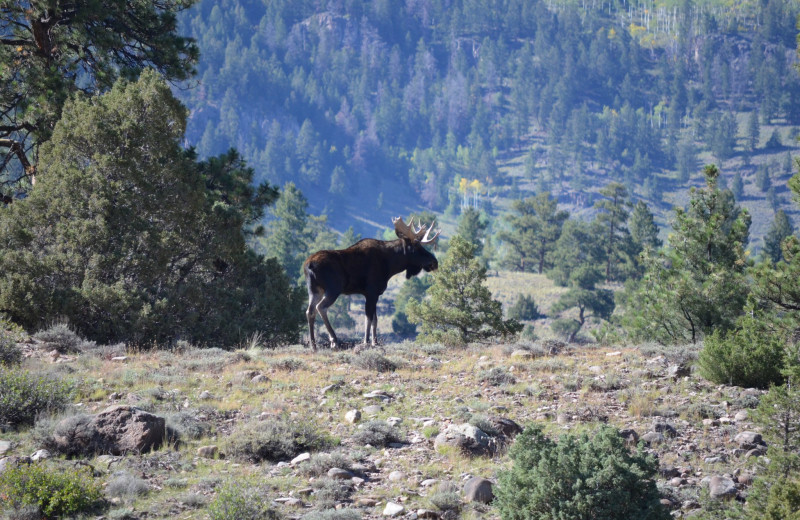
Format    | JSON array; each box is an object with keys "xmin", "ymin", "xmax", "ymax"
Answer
[
  {"xmin": 388, "ymin": 470, "xmax": 405, "ymax": 481},
  {"xmin": 321, "ymin": 382, "xmax": 344, "ymax": 395},
  {"xmin": 704, "ymin": 456, "xmax": 725, "ymax": 464},
  {"xmin": 345, "ymin": 410, "xmax": 362, "ymax": 424},
  {"xmin": 291, "ymin": 452, "xmax": 310, "ymax": 465},
  {"xmin": 327, "ymin": 467, "xmax": 354, "ymax": 480},
  {"xmin": 619, "ymin": 429, "xmax": 639, "ymax": 444},
  {"xmin": 606, "ymin": 351, "xmax": 622, "ymax": 357},
  {"xmin": 363, "ymin": 390, "xmax": 393, "ymax": 401},
  {"xmin": 351, "ymin": 476, "xmax": 365, "ymax": 486},
  {"xmin": 734, "ymin": 431, "xmax": 763, "ymax": 448},
  {"xmin": 667, "ymin": 364, "xmax": 691, "ymax": 379},
  {"xmin": 702, "ymin": 418, "xmax": 720, "ymax": 427},
  {"xmin": 709, "ymin": 476, "xmax": 737, "ymax": 500},
  {"xmin": 356, "ymin": 498, "xmax": 379, "ymax": 507},
  {"xmin": 640, "ymin": 431, "xmax": 665, "ymax": 446},
  {"xmin": 251, "ymin": 374, "xmax": 270, "ymax": 384},
  {"xmin": 198, "ymin": 390, "xmax": 212, "ymax": 400},
  {"xmin": 420, "ymin": 479, "xmax": 439, "ymax": 488},
  {"xmin": 745, "ymin": 448, "xmax": 766, "ymax": 458},
  {"xmin": 738, "ymin": 473, "xmax": 754, "ymax": 486},
  {"xmin": 556, "ymin": 413, "xmax": 570, "ymax": 425},
  {"xmin": 670, "ymin": 477, "xmax": 686, "ymax": 487},
  {"xmin": 278, "ymin": 497, "xmax": 302, "ymax": 506},
  {"xmin": 364, "ymin": 404, "xmax": 384, "ymax": 415},
  {"xmin": 652, "ymin": 420, "xmax": 677, "ymax": 437},
  {"xmin": 734, "ymin": 410, "xmax": 749, "ymax": 422},
  {"xmin": 111, "ymin": 356, "xmax": 128, "ymax": 362},
  {"xmin": 387, "ymin": 416, "xmax": 402, "ymax": 427},
  {"xmin": 383, "ymin": 502, "xmax": 405, "ymax": 516},
  {"xmin": 660, "ymin": 498, "xmax": 674, "ymax": 508},
  {"xmin": 196, "ymin": 445, "xmax": 218, "ymax": 458},
  {"xmin": 297, "ymin": 487, "xmax": 314, "ymax": 496},
  {"xmin": 417, "ymin": 509, "xmax": 441, "ymax": 519},
  {"xmin": 464, "ymin": 477, "xmax": 494, "ymax": 504},
  {"xmin": 30, "ymin": 449, "xmax": 50, "ymax": 461},
  {"xmin": 0, "ymin": 441, "xmax": 10, "ymax": 455}
]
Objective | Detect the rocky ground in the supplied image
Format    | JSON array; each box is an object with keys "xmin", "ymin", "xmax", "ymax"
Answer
[{"xmin": 0, "ymin": 333, "xmax": 767, "ymax": 519}]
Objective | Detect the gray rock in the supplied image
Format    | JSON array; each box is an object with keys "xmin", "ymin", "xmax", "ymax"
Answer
[
  {"xmin": 251, "ymin": 374, "xmax": 270, "ymax": 384},
  {"xmin": 388, "ymin": 471, "xmax": 405, "ymax": 482},
  {"xmin": 734, "ymin": 410, "xmax": 749, "ymax": 422},
  {"xmin": 420, "ymin": 479, "xmax": 439, "ymax": 488},
  {"xmin": 198, "ymin": 390, "xmax": 213, "ymax": 400},
  {"xmin": 434, "ymin": 424, "xmax": 493, "ymax": 456},
  {"xmin": 640, "ymin": 431, "xmax": 665, "ymax": 446},
  {"xmin": 327, "ymin": 467, "xmax": 354, "ymax": 480},
  {"xmin": 619, "ymin": 429, "xmax": 639, "ymax": 444},
  {"xmin": 321, "ymin": 382, "xmax": 344, "ymax": 395},
  {"xmin": 345, "ymin": 410, "xmax": 362, "ymax": 424},
  {"xmin": 667, "ymin": 364, "xmax": 691, "ymax": 379},
  {"xmin": 417, "ymin": 509, "xmax": 441, "ymax": 519},
  {"xmin": 51, "ymin": 405, "xmax": 166, "ymax": 456},
  {"xmin": 510, "ymin": 350, "xmax": 534, "ymax": 360},
  {"xmin": 291, "ymin": 452, "xmax": 310, "ymax": 465},
  {"xmin": 387, "ymin": 416, "xmax": 403, "ymax": 427},
  {"xmin": 383, "ymin": 502, "xmax": 405, "ymax": 516},
  {"xmin": 364, "ymin": 404, "xmax": 384, "ymax": 415},
  {"xmin": 0, "ymin": 441, "xmax": 10, "ymax": 455},
  {"xmin": 652, "ymin": 420, "xmax": 677, "ymax": 437},
  {"xmin": 734, "ymin": 431, "xmax": 764, "ymax": 449},
  {"xmin": 463, "ymin": 477, "xmax": 494, "ymax": 504},
  {"xmin": 709, "ymin": 476, "xmax": 737, "ymax": 500},
  {"xmin": 197, "ymin": 445, "xmax": 218, "ymax": 458}
]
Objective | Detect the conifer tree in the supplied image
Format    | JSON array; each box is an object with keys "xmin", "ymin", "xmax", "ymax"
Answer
[
  {"xmin": 406, "ymin": 235, "xmax": 521, "ymax": 346},
  {"xmin": 629, "ymin": 201, "xmax": 662, "ymax": 252},
  {"xmin": 594, "ymin": 182, "xmax": 637, "ymax": 282},
  {"xmin": 623, "ymin": 165, "xmax": 751, "ymax": 344},
  {"xmin": 499, "ymin": 193, "xmax": 569, "ymax": 273}
]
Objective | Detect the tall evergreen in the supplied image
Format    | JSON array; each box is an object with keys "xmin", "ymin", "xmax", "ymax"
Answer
[
  {"xmin": 763, "ymin": 210, "xmax": 795, "ymax": 264},
  {"xmin": 623, "ymin": 165, "xmax": 751, "ymax": 344},
  {"xmin": 629, "ymin": 201, "xmax": 663, "ymax": 252},
  {"xmin": 594, "ymin": 182, "xmax": 636, "ymax": 282},
  {"xmin": 499, "ymin": 193, "xmax": 569, "ymax": 274}
]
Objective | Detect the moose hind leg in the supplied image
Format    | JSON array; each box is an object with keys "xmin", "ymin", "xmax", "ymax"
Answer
[
  {"xmin": 316, "ymin": 292, "xmax": 340, "ymax": 348},
  {"xmin": 306, "ymin": 291, "xmax": 322, "ymax": 350}
]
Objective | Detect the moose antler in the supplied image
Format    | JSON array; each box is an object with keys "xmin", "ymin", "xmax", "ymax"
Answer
[{"xmin": 392, "ymin": 217, "xmax": 440, "ymax": 245}]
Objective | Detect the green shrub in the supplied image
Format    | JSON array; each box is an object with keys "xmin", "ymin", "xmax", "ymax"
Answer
[
  {"xmin": 301, "ymin": 508, "xmax": 361, "ymax": 520},
  {"xmin": 224, "ymin": 416, "xmax": 332, "ymax": 463},
  {"xmin": 478, "ymin": 367, "xmax": 516, "ymax": 386},
  {"xmin": 0, "ymin": 462, "xmax": 103, "ymax": 518},
  {"xmin": 507, "ymin": 294, "xmax": 541, "ymax": 321},
  {"xmin": 428, "ymin": 481, "xmax": 462, "ymax": 512},
  {"xmin": 207, "ymin": 481, "xmax": 279, "ymax": 520},
  {"xmin": 33, "ymin": 322, "xmax": 95, "ymax": 353},
  {"xmin": 496, "ymin": 425, "xmax": 669, "ymax": 520},
  {"xmin": 105, "ymin": 472, "xmax": 150, "ymax": 500},
  {"xmin": 391, "ymin": 311, "xmax": 416, "ymax": 337},
  {"xmin": 698, "ymin": 315, "xmax": 785, "ymax": 389},
  {"xmin": 351, "ymin": 351, "xmax": 397, "ymax": 372},
  {"xmin": 310, "ymin": 477, "xmax": 354, "ymax": 509},
  {"xmin": 0, "ymin": 331, "xmax": 21, "ymax": 366},
  {"xmin": 0, "ymin": 368, "xmax": 74, "ymax": 427},
  {"xmin": 352, "ymin": 420, "xmax": 403, "ymax": 447}
]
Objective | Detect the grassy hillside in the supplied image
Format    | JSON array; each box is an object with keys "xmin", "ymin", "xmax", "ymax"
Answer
[{"xmin": 2, "ymin": 330, "xmax": 763, "ymax": 519}]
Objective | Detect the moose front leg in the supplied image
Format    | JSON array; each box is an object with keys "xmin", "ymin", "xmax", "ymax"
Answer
[{"xmin": 363, "ymin": 297, "xmax": 378, "ymax": 346}]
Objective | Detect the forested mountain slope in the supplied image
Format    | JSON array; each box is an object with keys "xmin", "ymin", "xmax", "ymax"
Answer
[{"xmin": 177, "ymin": 0, "xmax": 800, "ymax": 244}]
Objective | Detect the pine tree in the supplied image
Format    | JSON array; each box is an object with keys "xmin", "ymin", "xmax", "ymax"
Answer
[
  {"xmin": 499, "ymin": 193, "xmax": 569, "ymax": 273},
  {"xmin": 756, "ymin": 163, "xmax": 772, "ymax": 192},
  {"xmin": 406, "ymin": 236, "xmax": 522, "ymax": 346},
  {"xmin": 259, "ymin": 182, "xmax": 313, "ymax": 281},
  {"xmin": 622, "ymin": 165, "xmax": 751, "ymax": 344},
  {"xmin": 594, "ymin": 182, "xmax": 637, "ymax": 282},
  {"xmin": 629, "ymin": 201, "xmax": 663, "ymax": 251},
  {"xmin": 551, "ymin": 266, "xmax": 615, "ymax": 343},
  {"xmin": 731, "ymin": 172, "xmax": 744, "ymax": 200},
  {"xmin": 747, "ymin": 109, "xmax": 761, "ymax": 151},
  {"xmin": 456, "ymin": 207, "xmax": 490, "ymax": 259},
  {"xmin": 0, "ymin": 71, "xmax": 303, "ymax": 346}
]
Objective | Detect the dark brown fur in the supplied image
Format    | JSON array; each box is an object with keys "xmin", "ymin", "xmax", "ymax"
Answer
[{"xmin": 303, "ymin": 237, "xmax": 437, "ymax": 349}]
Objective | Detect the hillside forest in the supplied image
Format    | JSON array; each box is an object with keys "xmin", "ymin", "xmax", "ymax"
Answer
[{"xmin": 3, "ymin": 1, "xmax": 800, "ymax": 519}]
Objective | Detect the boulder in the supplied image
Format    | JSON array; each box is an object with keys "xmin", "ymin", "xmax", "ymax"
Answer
[
  {"xmin": 51, "ymin": 405, "xmax": 166, "ymax": 456},
  {"xmin": 464, "ymin": 477, "xmax": 494, "ymax": 504},
  {"xmin": 734, "ymin": 431, "xmax": 765, "ymax": 449},
  {"xmin": 434, "ymin": 424, "xmax": 493, "ymax": 456},
  {"xmin": 709, "ymin": 476, "xmax": 737, "ymax": 500}
]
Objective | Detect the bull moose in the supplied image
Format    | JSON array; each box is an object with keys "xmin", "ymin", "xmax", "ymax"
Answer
[{"xmin": 303, "ymin": 217, "xmax": 440, "ymax": 350}]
